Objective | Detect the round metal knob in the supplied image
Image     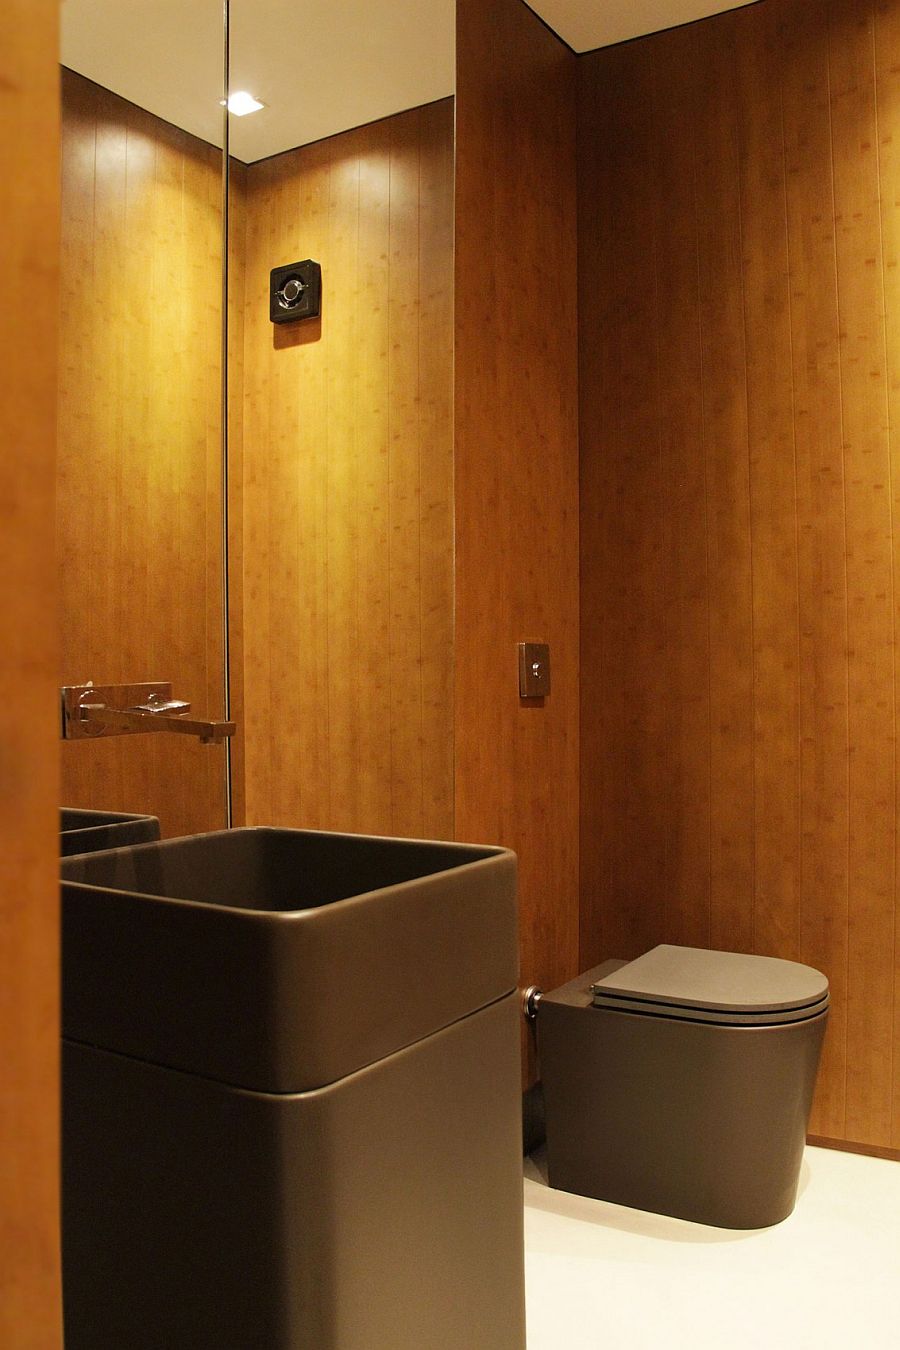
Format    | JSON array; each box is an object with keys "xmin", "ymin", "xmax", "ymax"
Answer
[{"xmin": 277, "ymin": 276, "xmax": 307, "ymax": 309}]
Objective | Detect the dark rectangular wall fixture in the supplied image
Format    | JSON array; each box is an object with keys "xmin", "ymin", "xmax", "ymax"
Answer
[
  {"xmin": 269, "ymin": 259, "xmax": 321, "ymax": 323},
  {"xmin": 518, "ymin": 643, "xmax": 550, "ymax": 699}
]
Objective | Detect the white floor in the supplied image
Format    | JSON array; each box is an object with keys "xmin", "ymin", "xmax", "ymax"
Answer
[{"xmin": 524, "ymin": 1145, "xmax": 900, "ymax": 1350}]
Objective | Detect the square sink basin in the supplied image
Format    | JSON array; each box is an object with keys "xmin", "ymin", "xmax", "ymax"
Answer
[
  {"xmin": 60, "ymin": 808, "xmax": 161, "ymax": 857},
  {"xmin": 61, "ymin": 828, "xmax": 518, "ymax": 1092}
]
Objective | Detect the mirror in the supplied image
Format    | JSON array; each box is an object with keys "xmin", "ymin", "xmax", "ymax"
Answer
[
  {"xmin": 57, "ymin": 0, "xmax": 229, "ymax": 839},
  {"xmin": 227, "ymin": 0, "xmax": 456, "ymax": 841},
  {"xmin": 56, "ymin": 0, "xmax": 457, "ymax": 845}
]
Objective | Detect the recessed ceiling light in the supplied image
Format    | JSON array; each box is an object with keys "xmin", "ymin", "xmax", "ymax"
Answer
[{"xmin": 224, "ymin": 91, "xmax": 265, "ymax": 117}]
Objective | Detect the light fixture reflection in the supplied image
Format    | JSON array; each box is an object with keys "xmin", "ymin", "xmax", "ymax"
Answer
[{"xmin": 224, "ymin": 91, "xmax": 265, "ymax": 117}]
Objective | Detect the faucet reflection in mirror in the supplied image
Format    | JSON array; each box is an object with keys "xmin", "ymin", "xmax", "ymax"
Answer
[{"xmin": 60, "ymin": 682, "xmax": 236, "ymax": 746}]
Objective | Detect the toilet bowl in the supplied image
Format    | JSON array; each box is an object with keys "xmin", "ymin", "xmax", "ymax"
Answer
[{"xmin": 537, "ymin": 945, "xmax": 828, "ymax": 1229}]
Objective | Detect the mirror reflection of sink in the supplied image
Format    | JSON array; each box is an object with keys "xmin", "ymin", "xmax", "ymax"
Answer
[
  {"xmin": 59, "ymin": 808, "xmax": 161, "ymax": 857},
  {"xmin": 61, "ymin": 827, "xmax": 518, "ymax": 1092}
]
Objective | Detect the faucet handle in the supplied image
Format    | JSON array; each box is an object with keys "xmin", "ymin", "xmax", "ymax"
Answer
[
  {"xmin": 127, "ymin": 693, "xmax": 191, "ymax": 716},
  {"xmin": 60, "ymin": 682, "xmax": 233, "ymax": 745},
  {"xmin": 62, "ymin": 681, "xmax": 173, "ymax": 738}
]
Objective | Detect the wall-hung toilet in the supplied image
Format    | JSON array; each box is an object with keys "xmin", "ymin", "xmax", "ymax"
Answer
[{"xmin": 537, "ymin": 945, "xmax": 829, "ymax": 1229}]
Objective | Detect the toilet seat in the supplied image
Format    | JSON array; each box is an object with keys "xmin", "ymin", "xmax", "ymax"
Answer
[{"xmin": 590, "ymin": 944, "xmax": 829, "ymax": 1027}]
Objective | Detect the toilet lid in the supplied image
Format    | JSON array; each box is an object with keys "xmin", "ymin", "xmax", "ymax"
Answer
[{"xmin": 590, "ymin": 945, "xmax": 829, "ymax": 1026}]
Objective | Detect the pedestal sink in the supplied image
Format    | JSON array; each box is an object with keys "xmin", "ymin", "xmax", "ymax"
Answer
[{"xmin": 61, "ymin": 827, "xmax": 526, "ymax": 1350}]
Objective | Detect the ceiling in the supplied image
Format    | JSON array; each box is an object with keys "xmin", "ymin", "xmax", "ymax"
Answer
[
  {"xmin": 527, "ymin": 0, "xmax": 757, "ymax": 52},
  {"xmin": 60, "ymin": 0, "xmax": 755, "ymax": 164}
]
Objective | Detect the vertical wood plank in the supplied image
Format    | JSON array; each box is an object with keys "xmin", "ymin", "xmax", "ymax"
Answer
[
  {"xmin": 325, "ymin": 136, "xmax": 363, "ymax": 829},
  {"xmin": 830, "ymin": 0, "xmax": 896, "ymax": 1145},
  {"xmin": 594, "ymin": 42, "xmax": 669, "ymax": 961},
  {"xmin": 652, "ymin": 25, "xmax": 712, "ymax": 950},
  {"xmin": 694, "ymin": 12, "xmax": 756, "ymax": 956},
  {"xmin": 295, "ymin": 142, "xmax": 333, "ymax": 829},
  {"xmin": 781, "ymin": 0, "xmax": 851, "ymax": 1139},
  {"xmin": 388, "ymin": 110, "xmax": 425, "ymax": 836},
  {"xmin": 227, "ymin": 158, "xmax": 248, "ymax": 825},
  {"xmin": 240, "ymin": 154, "xmax": 275, "ymax": 823},
  {"xmin": 616, "ymin": 42, "xmax": 669, "ymax": 960},
  {"xmin": 874, "ymin": 0, "xmax": 900, "ymax": 1150},
  {"xmin": 268, "ymin": 154, "xmax": 305, "ymax": 827},
  {"xmin": 0, "ymin": 0, "xmax": 63, "ymax": 1341},
  {"xmin": 456, "ymin": 0, "xmax": 580, "ymax": 1030},
  {"xmin": 578, "ymin": 50, "xmax": 622, "ymax": 969},
  {"xmin": 416, "ymin": 100, "xmax": 455, "ymax": 839},
  {"xmin": 355, "ymin": 122, "xmax": 394, "ymax": 834},
  {"xmin": 736, "ymin": 0, "xmax": 803, "ymax": 964},
  {"xmin": 454, "ymin": 0, "xmax": 502, "ymax": 858}
]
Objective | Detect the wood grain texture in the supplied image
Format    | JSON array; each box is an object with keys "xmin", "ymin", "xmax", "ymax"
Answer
[
  {"xmin": 877, "ymin": 0, "xmax": 900, "ymax": 1156},
  {"xmin": 578, "ymin": 40, "xmax": 669, "ymax": 966},
  {"xmin": 579, "ymin": 0, "xmax": 900, "ymax": 1151},
  {"xmin": 227, "ymin": 159, "xmax": 247, "ymax": 826},
  {"xmin": 653, "ymin": 26, "xmax": 712, "ymax": 953},
  {"xmin": 827, "ymin": 0, "xmax": 895, "ymax": 1148},
  {"xmin": 781, "ymin": 0, "xmax": 851, "ymax": 1137},
  {"xmin": 0, "ymin": 2, "xmax": 63, "ymax": 1343},
  {"xmin": 737, "ymin": 1, "xmax": 803, "ymax": 967},
  {"xmin": 58, "ymin": 72, "xmax": 227, "ymax": 839},
  {"xmin": 238, "ymin": 101, "xmax": 455, "ymax": 840},
  {"xmin": 693, "ymin": 14, "xmax": 756, "ymax": 960},
  {"xmin": 455, "ymin": 0, "xmax": 580, "ymax": 1020}
]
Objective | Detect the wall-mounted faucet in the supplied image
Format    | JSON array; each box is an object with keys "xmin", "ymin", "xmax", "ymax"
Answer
[{"xmin": 61, "ymin": 682, "xmax": 235, "ymax": 746}]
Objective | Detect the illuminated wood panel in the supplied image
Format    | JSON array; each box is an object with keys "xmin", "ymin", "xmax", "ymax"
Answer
[
  {"xmin": 238, "ymin": 100, "xmax": 454, "ymax": 840},
  {"xmin": 58, "ymin": 71, "xmax": 227, "ymax": 838},
  {"xmin": 579, "ymin": 0, "xmax": 900, "ymax": 1154},
  {"xmin": 0, "ymin": 1, "xmax": 63, "ymax": 1342},
  {"xmin": 455, "ymin": 0, "xmax": 580, "ymax": 1024}
]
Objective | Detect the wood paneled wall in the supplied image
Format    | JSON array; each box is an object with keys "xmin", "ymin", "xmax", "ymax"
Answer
[
  {"xmin": 58, "ymin": 71, "xmax": 227, "ymax": 838},
  {"xmin": 237, "ymin": 101, "xmax": 455, "ymax": 839},
  {"xmin": 579, "ymin": 0, "xmax": 900, "ymax": 1153},
  {"xmin": 455, "ymin": 0, "xmax": 580, "ymax": 1023},
  {"xmin": 0, "ymin": 1, "xmax": 62, "ymax": 1342},
  {"xmin": 226, "ymin": 159, "xmax": 248, "ymax": 828}
]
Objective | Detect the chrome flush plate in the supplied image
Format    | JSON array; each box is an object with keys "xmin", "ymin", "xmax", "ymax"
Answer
[{"xmin": 518, "ymin": 642, "xmax": 550, "ymax": 698}]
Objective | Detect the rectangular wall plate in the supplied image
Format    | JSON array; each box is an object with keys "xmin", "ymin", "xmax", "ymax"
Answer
[
  {"xmin": 61, "ymin": 681, "xmax": 173, "ymax": 739},
  {"xmin": 518, "ymin": 642, "xmax": 550, "ymax": 698},
  {"xmin": 270, "ymin": 259, "xmax": 321, "ymax": 323}
]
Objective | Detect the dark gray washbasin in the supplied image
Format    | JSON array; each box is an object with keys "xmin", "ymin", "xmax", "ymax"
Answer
[
  {"xmin": 61, "ymin": 827, "xmax": 518, "ymax": 1092},
  {"xmin": 60, "ymin": 808, "xmax": 161, "ymax": 857}
]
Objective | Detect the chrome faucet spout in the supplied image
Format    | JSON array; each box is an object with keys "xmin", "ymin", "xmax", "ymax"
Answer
[
  {"xmin": 61, "ymin": 682, "xmax": 236, "ymax": 745},
  {"xmin": 81, "ymin": 705, "xmax": 235, "ymax": 745}
]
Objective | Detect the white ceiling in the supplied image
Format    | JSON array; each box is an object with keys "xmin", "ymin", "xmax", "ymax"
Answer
[
  {"xmin": 60, "ymin": 0, "xmax": 754, "ymax": 164},
  {"xmin": 60, "ymin": 0, "xmax": 456, "ymax": 162},
  {"xmin": 61, "ymin": 0, "xmax": 227, "ymax": 147},
  {"xmin": 230, "ymin": 0, "xmax": 455, "ymax": 163},
  {"xmin": 528, "ymin": 0, "xmax": 757, "ymax": 53}
]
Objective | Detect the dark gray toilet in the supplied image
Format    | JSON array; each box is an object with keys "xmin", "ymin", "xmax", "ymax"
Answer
[{"xmin": 538, "ymin": 944, "xmax": 829, "ymax": 1229}]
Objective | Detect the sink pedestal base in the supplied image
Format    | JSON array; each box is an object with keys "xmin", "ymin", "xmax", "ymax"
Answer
[{"xmin": 63, "ymin": 994, "xmax": 526, "ymax": 1350}]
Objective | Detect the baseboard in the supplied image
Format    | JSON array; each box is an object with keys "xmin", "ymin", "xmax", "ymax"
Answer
[{"xmin": 807, "ymin": 1134, "xmax": 900, "ymax": 1163}]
